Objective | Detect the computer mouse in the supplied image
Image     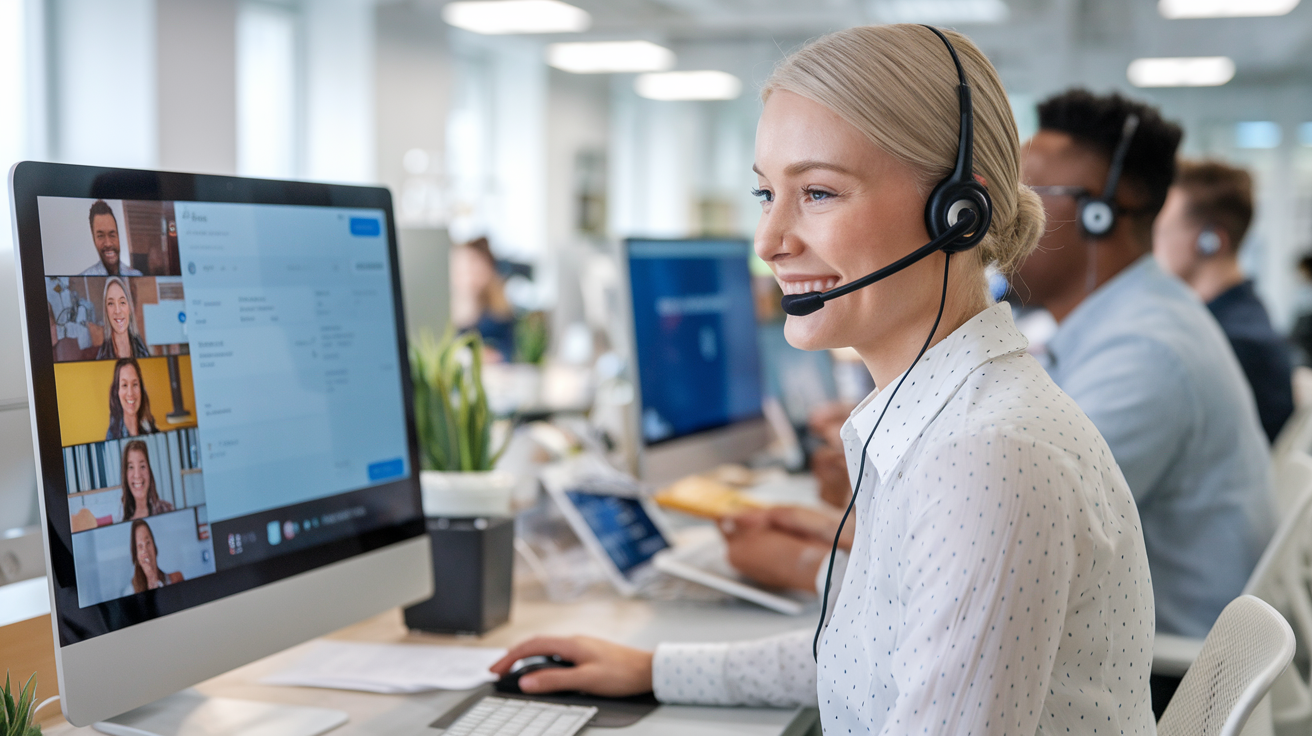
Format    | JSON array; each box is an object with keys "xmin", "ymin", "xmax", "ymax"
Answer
[{"xmin": 495, "ymin": 654, "xmax": 575, "ymax": 694}]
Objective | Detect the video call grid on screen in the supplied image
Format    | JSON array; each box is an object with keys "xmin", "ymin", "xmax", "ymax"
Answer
[
  {"xmin": 626, "ymin": 239, "xmax": 764, "ymax": 445},
  {"xmin": 11, "ymin": 165, "xmax": 424, "ymax": 643}
]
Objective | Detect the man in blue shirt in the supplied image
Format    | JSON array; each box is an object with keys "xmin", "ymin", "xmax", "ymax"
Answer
[
  {"xmin": 1015, "ymin": 91, "xmax": 1274, "ymax": 650},
  {"xmin": 1154, "ymin": 160, "xmax": 1294, "ymax": 443}
]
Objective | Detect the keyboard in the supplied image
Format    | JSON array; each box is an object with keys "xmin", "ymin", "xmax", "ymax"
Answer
[{"xmin": 441, "ymin": 696, "xmax": 597, "ymax": 736}]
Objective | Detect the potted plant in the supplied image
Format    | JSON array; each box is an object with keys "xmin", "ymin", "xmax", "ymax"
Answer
[
  {"xmin": 410, "ymin": 328, "xmax": 514, "ymax": 517},
  {"xmin": 406, "ymin": 328, "xmax": 515, "ymax": 634},
  {"xmin": 2, "ymin": 673, "xmax": 42, "ymax": 736}
]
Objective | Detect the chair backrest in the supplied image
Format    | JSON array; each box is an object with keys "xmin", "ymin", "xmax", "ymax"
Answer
[
  {"xmin": 1244, "ymin": 476, "xmax": 1312, "ymax": 598},
  {"xmin": 1273, "ymin": 405, "xmax": 1312, "ymax": 463},
  {"xmin": 1158, "ymin": 595, "xmax": 1295, "ymax": 736},
  {"xmin": 1270, "ymin": 451, "xmax": 1312, "ymax": 518}
]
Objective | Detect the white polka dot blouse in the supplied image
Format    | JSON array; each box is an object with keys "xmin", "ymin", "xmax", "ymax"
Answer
[{"xmin": 652, "ymin": 302, "xmax": 1156, "ymax": 735}]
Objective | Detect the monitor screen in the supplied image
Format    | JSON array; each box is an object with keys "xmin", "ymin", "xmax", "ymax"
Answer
[
  {"xmin": 19, "ymin": 182, "xmax": 422, "ymax": 644},
  {"xmin": 626, "ymin": 238, "xmax": 763, "ymax": 445}
]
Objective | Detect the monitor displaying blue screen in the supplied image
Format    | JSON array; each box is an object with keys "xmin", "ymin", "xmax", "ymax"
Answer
[
  {"xmin": 564, "ymin": 491, "xmax": 668, "ymax": 576},
  {"xmin": 626, "ymin": 239, "xmax": 763, "ymax": 445}
]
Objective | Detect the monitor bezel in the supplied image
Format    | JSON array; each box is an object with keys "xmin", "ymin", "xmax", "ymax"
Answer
[{"xmin": 9, "ymin": 161, "xmax": 427, "ymax": 650}]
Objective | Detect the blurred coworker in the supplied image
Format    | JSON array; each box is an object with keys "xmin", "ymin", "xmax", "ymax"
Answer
[
  {"xmin": 450, "ymin": 236, "xmax": 515, "ymax": 361},
  {"xmin": 81, "ymin": 200, "xmax": 143, "ymax": 277},
  {"xmin": 1154, "ymin": 161, "xmax": 1294, "ymax": 442},
  {"xmin": 1015, "ymin": 90, "xmax": 1274, "ymax": 647}
]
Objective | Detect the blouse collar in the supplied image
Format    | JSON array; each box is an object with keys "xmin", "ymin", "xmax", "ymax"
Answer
[{"xmin": 844, "ymin": 302, "xmax": 1030, "ymax": 482}]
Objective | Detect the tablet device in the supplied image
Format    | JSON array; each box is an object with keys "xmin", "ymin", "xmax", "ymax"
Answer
[{"xmin": 540, "ymin": 457, "xmax": 809, "ymax": 614}]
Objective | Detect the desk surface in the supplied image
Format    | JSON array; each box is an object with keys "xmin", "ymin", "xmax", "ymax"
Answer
[
  {"xmin": 45, "ymin": 595, "xmax": 819, "ymax": 736},
  {"xmin": 43, "ymin": 474, "xmax": 823, "ymax": 736}
]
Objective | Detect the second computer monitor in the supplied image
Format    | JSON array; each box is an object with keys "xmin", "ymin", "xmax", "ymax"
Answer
[{"xmin": 624, "ymin": 238, "xmax": 769, "ymax": 485}]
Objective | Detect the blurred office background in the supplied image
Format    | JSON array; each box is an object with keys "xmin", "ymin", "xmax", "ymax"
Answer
[{"xmin": 2, "ymin": 0, "xmax": 1312, "ymax": 342}]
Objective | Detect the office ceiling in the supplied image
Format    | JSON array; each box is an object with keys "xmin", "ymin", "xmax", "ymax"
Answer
[{"xmin": 417, "ymin": 0, "xmax": 1312, "ymax": 87}]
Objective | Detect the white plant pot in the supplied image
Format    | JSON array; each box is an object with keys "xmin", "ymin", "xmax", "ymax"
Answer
[{"xmin": 420, "ymin": 470, "xmax": 515, "ymax": 518}]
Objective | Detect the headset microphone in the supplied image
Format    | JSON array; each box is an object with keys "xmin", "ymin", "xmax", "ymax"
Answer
[
  {"xmin": 780, "ymin": 212, "xmax": 977, "ymax": 316},
  {"xmin": 780, "ymin": 25, "xmax": 991, "ymax": 319}
]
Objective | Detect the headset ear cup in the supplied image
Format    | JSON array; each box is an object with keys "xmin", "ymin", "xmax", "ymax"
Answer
[
  {"xmin": 925, "ymin": 180, "xmax": 992, "ymax": 253},
  {"xmin": 1197, "ymin": 229, "xmax": 1222, "ymax": 256},
  {"xmin": 1079, "ymin": 199, "xmax": 1115, "ymax": 238}
]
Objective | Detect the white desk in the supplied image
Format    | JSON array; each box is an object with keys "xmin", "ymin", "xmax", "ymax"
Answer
[
  {"xmin": 43, "ymin": 474, "xmax": 824, "ymax": 735},
  {"xmin": 44, "ymin": 594, "xmax": 819, "ymax": 735}
]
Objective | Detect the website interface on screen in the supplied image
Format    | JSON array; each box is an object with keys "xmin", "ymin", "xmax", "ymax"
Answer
[
  {"xmin": 37, "ymin": 196, "xmax": 413, "ymax": 608},
  {"xmin": 627, "ymin": 239, "xmax": 763, "ymax": 445}
]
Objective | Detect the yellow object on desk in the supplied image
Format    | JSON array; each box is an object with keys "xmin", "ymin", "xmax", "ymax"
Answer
[{"xmin": 653, "ymin": 475, "xmax": 771, "ymax": 519}]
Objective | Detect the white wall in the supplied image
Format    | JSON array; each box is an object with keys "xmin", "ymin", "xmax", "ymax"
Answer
[
  {"xmin": 303, "ymin": 0, "xmax": 376, "ymax": 183},
  {"xmin": 51, "ymin": 0, "xmax": 158, "ymax": 169},
  {"xmin": 157, "ymin": 0, "xmax": 237, "ymax": 175}
]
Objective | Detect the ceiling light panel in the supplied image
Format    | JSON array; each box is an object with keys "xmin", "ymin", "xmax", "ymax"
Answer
[
  {"xmin": 547, "ymin": 41, "xmax": 676, "ymax": 74},
  {"xmin": 1159, "ymin": 0, "xmax": 1299, "ymax": 18},
  {"xmin": 1127, "ymin": 56, "xmax": 1235, "ymax": 87},
  {"xmin": 442, "ymin": 0, "xmax": 591, "ymax": 35},
  {"xmin": 635, "ymin": 71, "xmax": 743, "ymax": 101},
  {"xmin": 868, "ymin": 0, "xmax": 1009, "ymax": 24}
]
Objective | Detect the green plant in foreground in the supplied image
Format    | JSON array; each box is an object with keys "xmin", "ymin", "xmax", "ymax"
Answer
[
  {"xmin": 411, "ymin": 328, "xmax": 507, "ymax": 472},
  {"xmin": 1, "ymin": 672, "xmax": 41, "ymax": 736},
  {"xmin": 514, "ymin": 311, "xmax": 549, "ymax": 366}
]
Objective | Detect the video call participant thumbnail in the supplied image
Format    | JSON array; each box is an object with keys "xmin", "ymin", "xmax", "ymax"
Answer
[
  {"xmin": 97, "ymin": 276, "xmax": 150, "ymax": 360},
  {"xmin": 121, "ymin": 440, "xmax": 175, "ymax": 520},
  {"xmin": 108, "ymin": 358, "xmax": 158, "ymax": 440},
  {"xmin": 81, "ymin": 199, "xmax": 143, "ymax": 277},
  {"xmin": 128, "ymin": 518, "xmax": 184, "ymax": 594}
]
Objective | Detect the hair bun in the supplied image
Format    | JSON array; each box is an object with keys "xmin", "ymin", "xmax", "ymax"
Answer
[{"xmin": 983, "ymin": 184, "xmax": 1045, "ymax": 275}]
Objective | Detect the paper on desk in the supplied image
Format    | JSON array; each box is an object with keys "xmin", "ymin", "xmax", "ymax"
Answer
[{"xmin": 261, "ymin": 641, "xmax": 508, "ymax": 694}]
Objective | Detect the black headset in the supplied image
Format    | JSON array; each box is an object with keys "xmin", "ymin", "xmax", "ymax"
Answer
[
  {"xmin": 1077, "ymin": 113, "xmax": 1140, "ymax": 238},
  {"xmin": 809, "ymin": 26, "xmax": 994, "ymax": 661},
  {"xmin": 779, "ymin": 25, "xmax": 991, "ymax": 318}
]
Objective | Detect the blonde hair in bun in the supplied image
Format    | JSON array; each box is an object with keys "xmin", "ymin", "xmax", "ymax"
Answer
[{"xmin": 764, "ymin": 24, "xmax": 1044, "ymax": 276}]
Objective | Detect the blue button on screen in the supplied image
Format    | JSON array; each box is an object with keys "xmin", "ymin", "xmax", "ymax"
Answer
[
  {"xmin": 349, "ymin": 217, "xmax": 381, "ymax": 237},
  {"xmin": 368, "ymin": 457, "xmax": 405, "ymax": 482}
]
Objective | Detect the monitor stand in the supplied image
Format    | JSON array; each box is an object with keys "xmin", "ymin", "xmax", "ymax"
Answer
[{"xmin": 92, "ymin": 690, "xmax": 347, "ymax": 736}]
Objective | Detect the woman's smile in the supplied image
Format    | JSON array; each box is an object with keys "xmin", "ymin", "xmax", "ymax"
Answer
[{"xmin": 777, "ymin": 276, "xmax": 840, "ymax": 295}]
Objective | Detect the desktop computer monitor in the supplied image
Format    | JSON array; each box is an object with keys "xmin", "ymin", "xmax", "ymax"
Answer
[
  {"xmin": 9, "ymin": 162, "xmax": 431, "ymax": 728},
  {"xmin": 622, "ymin": 238, "xmax": 770, "ymax": 485}
]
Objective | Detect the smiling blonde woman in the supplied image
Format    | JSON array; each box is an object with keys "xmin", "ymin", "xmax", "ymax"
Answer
[
  {"xmin": 491, "ymin": 25, "xmax": 1155, "ymax": 734},
  {"xmin": 96, "ymin": 276, "xmax": 150, "ymax": 360}
]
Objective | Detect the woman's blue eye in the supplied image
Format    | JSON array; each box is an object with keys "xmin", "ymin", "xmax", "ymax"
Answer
[
  {"xmin": 806, "ymin": 188, "xmax": 834, "ymax": 201},
  {"xmin": 751, "ymin": 188, "xmax": 773, "ymax": 203}
]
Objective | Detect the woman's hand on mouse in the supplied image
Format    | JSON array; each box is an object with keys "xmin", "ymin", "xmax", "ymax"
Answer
[{"xmin": 489, "ymin": 636, "xmax": 654, "ymax": 697}]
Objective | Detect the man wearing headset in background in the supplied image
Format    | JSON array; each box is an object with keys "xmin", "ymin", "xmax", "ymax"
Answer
[
  {"xmin": 1153, "ymin": 160, "xmax": 1294, "ymax": 443},
  {"xmin": 1015, "ymin": 88, "xmax": 1275, "ymax": 716}
]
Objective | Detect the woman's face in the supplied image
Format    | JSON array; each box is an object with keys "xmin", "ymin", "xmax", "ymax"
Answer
[
  {"xmin": 753, "ymin": 91, "xmax": 938, "ymax": 354},
  {"xmin": 134, "ymin": 526, "xmax": 157, "ymax": 575},
  {"xmin": 118, "ymin": 365, "xmax": 142, "ymax": 419},
  {"xmin": 125, "ymin": 448, "xmax": 150, "ymax": 504},
  {"xmin": 105, "ymin": 282, "xmax": 130, "ymax": 337}
]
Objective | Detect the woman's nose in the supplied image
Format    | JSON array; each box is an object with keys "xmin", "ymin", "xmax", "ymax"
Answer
[{"xmin": 754, "ymin": 202, "xmax": 800, "ymax": 264}]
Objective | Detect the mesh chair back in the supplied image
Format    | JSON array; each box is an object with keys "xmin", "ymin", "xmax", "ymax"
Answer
[{"xmin": 1158, "ymin": 596, "xmax": 1295, "ymax": 736}]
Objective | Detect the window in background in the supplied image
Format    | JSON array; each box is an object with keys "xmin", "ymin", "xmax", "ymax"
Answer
[
  {"xmin": 0, "ymin": 0, "xmax": 28, "ymax": 247},
  {"xmin": 237, "ymin": 2, "xmax": 298, "ymax": 179},
  {"xmin": 1237, "ymin": 121, "xmax": 1283, "ymax": 150}
]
